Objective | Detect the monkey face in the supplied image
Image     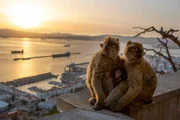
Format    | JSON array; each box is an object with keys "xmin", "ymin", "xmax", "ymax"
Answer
[
  {"xmin": 100, "ymin": 36, "xmax": 120, "ymax": 58},
  {"xmin": 115, "ymin": 69, "xmax": 122, "ymax": 79},
  {"xmin": 124, "ymin": 41, "xmax": 145, "ymax": 61}
]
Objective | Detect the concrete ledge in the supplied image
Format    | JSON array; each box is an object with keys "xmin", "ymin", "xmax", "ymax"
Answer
[
  {"xmin": 153, "ymin": 72, "xmax": 180, "ymax": 103},
  {"xmin": 56, "ymin": 89, "xmax": 134, "ymax": 119},
  {"xmin": 37, "ymin": 108, "xmax": 134, "ymax": 120},
  {"xmin": 56, "ymin": 97, "xmax": 76, "ymax": 112}
]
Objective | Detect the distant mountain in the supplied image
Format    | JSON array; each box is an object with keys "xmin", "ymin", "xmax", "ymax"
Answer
[
  {"xmin": 0, "ymin": 29, "xmax": 112, "ymax": 40},
  {"xmin": 0, "ymin": 28, "xmax": 160, "ymax": 45}
]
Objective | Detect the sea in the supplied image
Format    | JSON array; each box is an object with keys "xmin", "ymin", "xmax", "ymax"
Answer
[{"xmin": 0, "ymin": 37, "xmax": 179, "ymax": 94}]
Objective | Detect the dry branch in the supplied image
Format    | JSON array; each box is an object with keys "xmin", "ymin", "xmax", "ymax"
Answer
[
  {"xmin": 133, "ymin": 26, "xmax": 180, "ymax": 48},
  {"xmin": 133, "ymin": 26, "xmax": 179, "ymax": 72}
]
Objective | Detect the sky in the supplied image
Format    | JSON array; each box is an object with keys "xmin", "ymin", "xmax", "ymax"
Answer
[{"xmin": 0, "ymin": 0, "xmax": 180, "ymax": 36}]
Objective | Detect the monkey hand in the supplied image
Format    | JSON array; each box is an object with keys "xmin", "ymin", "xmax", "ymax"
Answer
[
  {"xmin": 109, "ymin": 102, "xmax": 123, "ymax": 112},
  {"xmin": 93, "ymin": 102, "xmax": 104, "ymax": 111},
  {"xmin": 88, "ymin": 97, "xmax": 96, "ymax": 105}
]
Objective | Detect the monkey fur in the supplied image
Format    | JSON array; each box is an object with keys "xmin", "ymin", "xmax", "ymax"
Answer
[
  {"xmin": 104, "ymin": 41, "xmax": 157, "ymax": 112},
  {"xmin": 86, "ymin": 36, "xmax": 125, "ymax": 110}
]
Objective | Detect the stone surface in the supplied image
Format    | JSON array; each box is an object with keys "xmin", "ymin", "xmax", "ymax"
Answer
[
  {"xmin": 57, "ymin": 88, "xmax": 135, "ymax": 119},
  {"xmin": 37, "ymin": 108, "xmax": 134, "ymax": 120},
  {"xmin": 154, "ymin": 72, "xmax": 180, "ymax": 96}
]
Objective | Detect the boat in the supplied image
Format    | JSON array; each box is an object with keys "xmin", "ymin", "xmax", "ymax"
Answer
[
  {"xmin": 64, "ymin": 44, "xmax": 70, "ymax": 47},
  {"xmin": 52, "ymin": 52, "xmax": 70, "ymax": 58},
  {"xmin": 11, "ymin": 50, "xmax": 24, "ymax": 54},
  {"xmin": 28, "ymin": 86, "xmax": 43, "ymax": 92},
  {"xmin": 48, "ymin": 81, "xmax": 62, "ymax": 86}
]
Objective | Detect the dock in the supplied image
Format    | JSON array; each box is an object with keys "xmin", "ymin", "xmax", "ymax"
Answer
[
  {"xmin": 6, "ymin": 72, "xmax": 58, "ymax": 87},
  {"xmin": 13, "ymin": 52, "xmax": 80, "ymax": 61}
]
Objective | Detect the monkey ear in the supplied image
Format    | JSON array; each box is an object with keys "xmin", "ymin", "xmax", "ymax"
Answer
[
  {"xmin": 127, "ymin": 40, "xmax": 132, "ymax": 45},
  {"xmin": 107, "ymin": 36, "xmax": 111, "ymax": 40},
  {"xmin": 117, "ymin": 38, "xmax": 119, "ymax": 42},
  {"xmin": 100, "ymin": 43, "xmax": 103, "ymax": 48}
]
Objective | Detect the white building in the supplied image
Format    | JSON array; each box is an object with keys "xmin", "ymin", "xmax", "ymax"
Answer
[
  {"xmin": 0, "ymin": 94, "xmax": 12, "ymax": 102},
  {"xmin": 36, "ymin": 79, "xmax": 86, "ymax": 99},
  {"xmin": 0, "ymin": 100, "xmax": 9, "ymax": 111},
  {"xmin": 0, "ymin": 83, "xmax": 39, "ymax": 102},
  {"xmin": 157, "ymin": 63, "xmax": 165, "ymax": 72},
  {"xmin": 38, "ymin": 100, "xmax": 56, "ymax": 110}
]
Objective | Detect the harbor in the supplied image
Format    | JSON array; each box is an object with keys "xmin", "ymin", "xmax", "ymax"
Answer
[
  {"xmin": 0, "ymin": 61, "xmax": 89, "ymax": 118},
  {"xmin": 5, "ymin": 72, "xmax": 58, "ymax": 87}
]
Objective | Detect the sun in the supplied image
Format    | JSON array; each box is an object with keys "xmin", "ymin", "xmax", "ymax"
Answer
[{"xmin": 8, "ymin": 3, "xmax": 44, "ymax": 28}]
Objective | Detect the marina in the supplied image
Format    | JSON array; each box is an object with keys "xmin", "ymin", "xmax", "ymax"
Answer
[{"xmin": 13, "ymin": 62, "xmax": 89, "ymax": 98}]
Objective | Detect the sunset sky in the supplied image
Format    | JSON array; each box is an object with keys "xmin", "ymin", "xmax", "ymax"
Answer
[{"xmin": 0, "ymin": 0, "xmax": 180, "ymax": 35}]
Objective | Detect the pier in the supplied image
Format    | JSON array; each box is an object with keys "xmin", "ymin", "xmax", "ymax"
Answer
[
  {"xmin": 13, "ymin": 52, "xmax": 80, "ymax": 61},
  {"xmin": 6, "ymin": 72, "xmax": 58, "ymax": 87}
]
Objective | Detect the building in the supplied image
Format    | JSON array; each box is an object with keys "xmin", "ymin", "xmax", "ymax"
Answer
[
  {"xmin": 36, "ymin": 79, "xmax": 85, "ymax": 99},
  {"xmin": 0, "ymin": 83, "xmax": 39, "ymax": 102},
  {"xmin": 38, "ymin": 100, "xmax": 56, "ymax": 110},
  {"xmin": 0, "ymin": 100, "xmax": 9, "ymax": 111},
  {"xmin": 7, "ymin": 110, "xmax": 28, "ymax": 120},
  {"xmin": 0, "ymin": 94, "xmax": 12, "ymax": 102}
]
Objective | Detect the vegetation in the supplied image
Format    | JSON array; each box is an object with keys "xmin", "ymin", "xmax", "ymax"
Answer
[{"xmin": 133, "ymin": 26, "xmax": 180, "ymax": 72}]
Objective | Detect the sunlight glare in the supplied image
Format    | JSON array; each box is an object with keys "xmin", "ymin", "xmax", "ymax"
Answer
[
  {"xmin": 8, "ymin": 3, "xmax": 45, "ymax": 28},
  {"xmin": 24, "ymin": 41, "xmax": 30, "ymax": 45}
]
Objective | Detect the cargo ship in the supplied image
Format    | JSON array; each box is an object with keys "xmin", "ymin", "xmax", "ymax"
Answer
[
  {"xmin": 11, "ymin": 50, "xmax": 24, "ymax": 54},
  {"xmin": 52, "ymin": 52, "xmax": 70, "ymax": 58}
]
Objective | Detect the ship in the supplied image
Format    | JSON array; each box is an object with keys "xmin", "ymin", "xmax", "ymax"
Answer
[
  {"xmin": 11, "ymin": 50, "xmax": 24, "ymax": 54},
  {"xmin": 64, "ymin": 44, "xmax": 70, "ymax": 47},
  {"xmin": 52, "ymin": 52, "xmax": 70, "ymax": 58}
]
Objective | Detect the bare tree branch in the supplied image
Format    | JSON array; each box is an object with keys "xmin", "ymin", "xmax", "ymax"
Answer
[
  {"xmin": 133, "ymin": 26, "xmax": 179, "ymax": 72},
  {"xmin": 144, "ymin": 48, "xmax": 169, "ymax": 60},
  {"xmin": 133, "ymin": 26, "xmax": 180, "ymax": 48}
]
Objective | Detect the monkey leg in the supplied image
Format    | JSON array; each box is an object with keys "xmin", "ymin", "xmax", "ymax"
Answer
[
  {"xmin": 86, "ymin": 66, "xmax": 96, "ymax": 105},
  {"xmin": 103, "ymin": 72, "xmax": 114, "ymax": 97},
  {"xmin": 92, "ymin": 76, "xmax": 106, "ymax": 110},
  {"xmin": 109, "ymin": 86, "xmax": 142, "ymax": 112},
  {"xmin": 86, "ymin": 79, "xmax": 96, "ymax": 105},
  {"xmin": 104, "ymin": 81, "xmax": 128, "ymax": 109},
  {"xmin": 134, "ymin": 84, "xmax": 157, "ymax": 105}
]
